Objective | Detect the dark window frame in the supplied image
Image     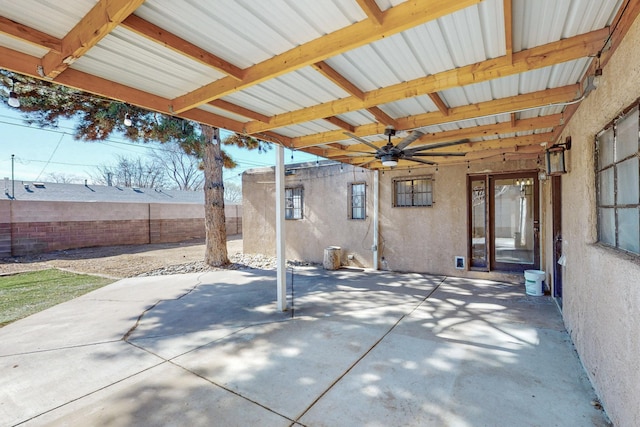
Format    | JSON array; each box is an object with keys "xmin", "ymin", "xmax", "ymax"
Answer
[
  {"xmin": 393, "ymin": 175, "xmax": 434, "ymax": 207},
  {"xmin": 285, "ymin": 187, "xmax": 304, "ymax": 220},
  {"xmin": 349, "ymin": 182, "xmax": 367, "ymax": 219},
  {"xmin": 595, "ymin": 101, "xmax": 640, "ymax": 255}
]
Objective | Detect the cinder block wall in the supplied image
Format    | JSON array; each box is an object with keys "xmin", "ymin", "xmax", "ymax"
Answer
[{"xmin": 0, "ymin": 201, "xmax": 241, "ymax": 257}]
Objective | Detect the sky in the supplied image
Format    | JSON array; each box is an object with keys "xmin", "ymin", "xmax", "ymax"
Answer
[{"xmin": 0, "ymin": 103, "xmax": 317, "ymax": 187}]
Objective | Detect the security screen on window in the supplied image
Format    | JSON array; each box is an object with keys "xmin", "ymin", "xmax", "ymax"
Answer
[
  {"xmin": 285, "ymin": 187, "xmax": 303, "ymax": 220},
  {"xmin": 596, "ymin": 104, "xmax": 640, "ymax": 254},
  {"xmin": 394, "ymin": 176, "xmax": 433, "ymax": 207}
]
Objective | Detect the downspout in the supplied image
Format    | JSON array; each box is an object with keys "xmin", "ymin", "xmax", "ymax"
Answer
[
  {"xmin": 275, "ymin": 145, "xmax": 287, "ymax": 311},
  {"xmin": 372, "ymin": 169, "xmax": 379, "ymax": 270}
]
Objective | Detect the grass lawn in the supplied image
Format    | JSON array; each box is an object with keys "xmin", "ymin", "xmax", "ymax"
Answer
[{"xmin": 0, "ymin": 269, "xmax": 114, "ymax": 327}]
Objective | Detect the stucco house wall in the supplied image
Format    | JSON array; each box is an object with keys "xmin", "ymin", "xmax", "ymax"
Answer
[
  {"xmin": 542, "ymin": 11, "xmax": 640, "ymax": 426},
  {"xmin": 243, "ymin": 163, "xmax": 375, "ymax": 267}
]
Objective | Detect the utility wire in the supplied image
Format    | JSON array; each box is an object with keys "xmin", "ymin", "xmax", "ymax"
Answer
[{"xmin": 35, "ymin": 132, "xmax": 66, "ymax": 181}]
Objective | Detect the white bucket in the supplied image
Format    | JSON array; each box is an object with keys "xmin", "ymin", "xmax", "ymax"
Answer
[{"xmin": 524, "ymin": 270, "xmax": 545, "ymax": 296}]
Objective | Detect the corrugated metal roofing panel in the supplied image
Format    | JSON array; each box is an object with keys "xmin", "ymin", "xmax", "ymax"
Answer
[
  {"xmin": 72, "ymin": 27, "xmax": 224, "ymax": 100},
  {"xmin": 377, "ymin": 95, "xmax": 439, "ymax": 118},
  {"xmin": 274, "ymin": 119, "xmax": 341, "ymax": 139},
  {"xmin": 0, "ymin": 34, "xmax": 48, "ymax": 58},
  {"xmin": 197, "ymin": 104, "xmax": 251, "ymax": 124},
  {"xmin": 0, "ymin": 0, "xmax": 95, "ymax": 38},
  {"xmin": 234, "ymin": 68, "xmax": 351, "ymax": 115},
  {"xmin": 136, "ymin": 0, "xmax": 366, "ymax": 69},
  {"xmin": 325, "ymin": 0, "xmax": 503, "ymax": 92},
  {"xmin": 334, "ymin": 111, "xmax": 377, "ymax": 127},
  {"xmin": 513, "ymin": 0, "xmax": 623, "ymax": 51}
]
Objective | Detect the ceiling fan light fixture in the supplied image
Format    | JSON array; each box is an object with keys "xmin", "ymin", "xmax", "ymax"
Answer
[{"xmin": 381, "ymin": 154, "xmax": 398, "ymax": 167}]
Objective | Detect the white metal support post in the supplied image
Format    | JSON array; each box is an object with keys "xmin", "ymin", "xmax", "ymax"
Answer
[
  {"xmin": 275, "ymin": 145, "xmax": 287, "ymax": 311},
  {"xmin": 373, "ymin": 169, "xmax": 379, "ymax": 270}
]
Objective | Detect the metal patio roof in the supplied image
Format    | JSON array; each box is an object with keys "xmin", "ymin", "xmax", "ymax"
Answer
[{"xmin": 0, "ymin": 0, "xmax": 638, "ymax": 169}]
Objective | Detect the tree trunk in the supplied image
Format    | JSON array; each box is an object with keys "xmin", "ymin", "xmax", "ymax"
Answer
[{"xmin": 201, "ymin": 126, "xmax": 229, "ymax": 266}]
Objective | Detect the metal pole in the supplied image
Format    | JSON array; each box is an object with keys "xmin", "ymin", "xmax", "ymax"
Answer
[
  {"xmin": 11, "ymin": 154, "xmax": 15, "ymax": 199},
  {"xmin": 372, "ymin": 169, "xmax": 379, "ymax": 270},
  {"xmin": 275, "ymin": 145, "xmax": 287, "ymax": 311}
]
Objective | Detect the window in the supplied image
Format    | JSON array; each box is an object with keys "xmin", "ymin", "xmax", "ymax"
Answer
[
  {"xmin": 350, "ymin": 183, "xmax": 366, "ymax": 219},
  {"xmin": 285, "ymin": 187, "xmax": 303, "ymax": 219},
  {"xmin": 393, "ymin": 176, "xmax": 433, "ymax": 207},
  {"xmin": 596, "ymin": 104, "xmax": 640, "ymax": 255}
]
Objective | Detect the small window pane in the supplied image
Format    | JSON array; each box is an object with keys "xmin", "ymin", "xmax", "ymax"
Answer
[
  {"xmin": 618, "ymin": 208, "xmax": 640, "ymax": 253},
  {"xmin": 351, "ymin": 183, "xmax": 366, "ymax": 219},
  {"xmin": 599, "ymin": 168, "xmax": 615, "ymax": 206},
  {"xmin": 599, "ymin": 208, "xmax": 616, "ymax": 246},
  {"xmin": 616, "ymin": 107, "xmax": 639, "ymax": 161},
  {"xmin": 617, "ymin": 157, "xmax": 639, "ymax": 205},
  {"xmin": 598, "ymin": 128, "xmax": 614, "ymax": 169}
]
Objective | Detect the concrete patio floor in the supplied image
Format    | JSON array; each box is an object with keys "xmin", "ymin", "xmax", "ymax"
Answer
[{"xmin": 0, "ymin": 267, "xmax": 609, "ymax": 426}]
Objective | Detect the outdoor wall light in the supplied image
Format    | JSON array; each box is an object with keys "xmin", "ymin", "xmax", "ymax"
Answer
[{"xmin": 546, "ymin": 137, "xmax": 572, "ymax": 175}]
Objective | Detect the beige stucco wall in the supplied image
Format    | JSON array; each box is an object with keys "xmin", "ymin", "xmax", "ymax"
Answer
[
  {"xmin": 244, "ymin": 159, "xmax": 537, "ymax": 277},
  {"xmin": 243, "ymin": 164, "xmax": 375, "ymax": 267},
  {"xmin": 542, "ymin": 12, "xmax": 640, "ymax": 427}
]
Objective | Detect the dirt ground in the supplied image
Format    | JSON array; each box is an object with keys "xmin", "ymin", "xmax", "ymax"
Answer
[{"xmin": 0, "ymin": 235, "xmax": 243, "ymax": 279}]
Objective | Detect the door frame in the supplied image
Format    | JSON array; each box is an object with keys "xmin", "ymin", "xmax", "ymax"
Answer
[
  {"xmin": 468, "ymin": 171, "xmax": 541, "ymax": 273},
  {"xmin": 552, "ymin": 175, "xmax": 563, "ymax": 304}
]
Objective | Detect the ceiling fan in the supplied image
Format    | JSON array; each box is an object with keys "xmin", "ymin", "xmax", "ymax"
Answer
[{"xmin": 345, "ymin": 126, "xmax": 468, "ymax": 167}]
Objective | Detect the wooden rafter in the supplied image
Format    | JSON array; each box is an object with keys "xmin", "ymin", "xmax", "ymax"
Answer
[
  {"xmin": 323, "ymin": 117, "xmax": 356, "ymax": 133},
  {"xmin": 355, "ymin": 0, "xmax": 385, "ymax": 25},
  {"xmin": 311, "ymin": 61, "xmax": 365, "ymax": 99},
  {"xmin": 428, "ymin": 93, "xmax": 449, "ymax": 116},
  {"xmin": 0, "ymin": 16, "xmax": 61, "ymax": 52},
  {"xmin": 503, "ymin": 0, "xmax": 513, "ymax": 63},
  {"xmin": 170, "ymin": 0, "xmax": 481, "ymax": 113},
  {"xmin": 367, "ymin": 107, "xmax": 398, "ymax": 128},
  {"xmin": 121, "ymin": 15, "xmax": 244, "ymax": 81},
  {"xmin": 41, "ymin": 0, "xmax": 145, "ymax": 79},
  {"xmin": 243, "ymin": 28, "xmax": 607, "ymax": 134},
  {"xmin": 209, "ymin": 99, "xmax": 270, "ymax": 123}
]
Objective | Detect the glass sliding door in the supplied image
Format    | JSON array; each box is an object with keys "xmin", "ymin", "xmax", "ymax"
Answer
[
  {"xmin": 468, "ymin": 173, "xmax": 540, "ymax": 273},
  {"xmin": 491, "ymin": 176, "xmax": 537, "ymax": 270}
]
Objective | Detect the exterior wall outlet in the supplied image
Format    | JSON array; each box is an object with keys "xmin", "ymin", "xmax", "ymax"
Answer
[{"xmin": 455, "ymin": 256, "xmax": 465, "ymax": 269}]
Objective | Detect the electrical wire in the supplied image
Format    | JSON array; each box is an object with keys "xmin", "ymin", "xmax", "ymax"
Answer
[{"xmin": 35, "ymin": 132, "xmax": 66, "ymax": 181}]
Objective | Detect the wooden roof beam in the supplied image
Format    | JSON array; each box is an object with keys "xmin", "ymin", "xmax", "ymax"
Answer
[
  {"xmin": 243, "ymin": 27, "xmax": 607, "ymax": 134},
  {"xmin": 209, "ymin": 99, "xmax": 270, "ymax": 123},
  {"xmin": 355, "ymin": 0, "xmax": 385, "ymax": 25},
  {"xmin": 311, "ymin": 61, "xmax": 365, "ymax": 99},
  {"xmin": 503, "ymin": 0, "xmax": 513, "ymax": 63},
  {"xmin": 323, "ymin": 116, "xmax": 356, "ymax": 132},
  {"xmin": 367, "ymin": 107, "xmax": 399, "ymax": 128},
  {"xmin": 170, "ymin": 0, "xmax": 481, "ymax": 113},
  {"xmin": 428, "ymin": 92, "xmax": 450, "ymax": 116},
  {"xmin": 41, "ymin": 0, "xmax": 145, "ymax": 79},
  {"xmin": 121, "ymin": 15, "xmax": 244, "ymax": 80},
  {"xmin": 0, "ymin": 16, "xmax": 62, "ymax": 52}
]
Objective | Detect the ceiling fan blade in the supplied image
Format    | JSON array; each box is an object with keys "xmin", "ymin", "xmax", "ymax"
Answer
[
  {"xmin": 344, "ymin": 132, "xmax": 381, "ymax": 152},
  {"xmin": 395, "ymin": 130, "xmax": 425, "ymax": 151},
  {"xmin": 403, "ymin": 138, "xmax": 470, "ymax": 155},
  {"xmin": 404, "ymin": 156, "xmax": 437, "ymax": 165},
  {"xmin": 411, "ymin": 152, "xmax": 467, "ymax": 157}
]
